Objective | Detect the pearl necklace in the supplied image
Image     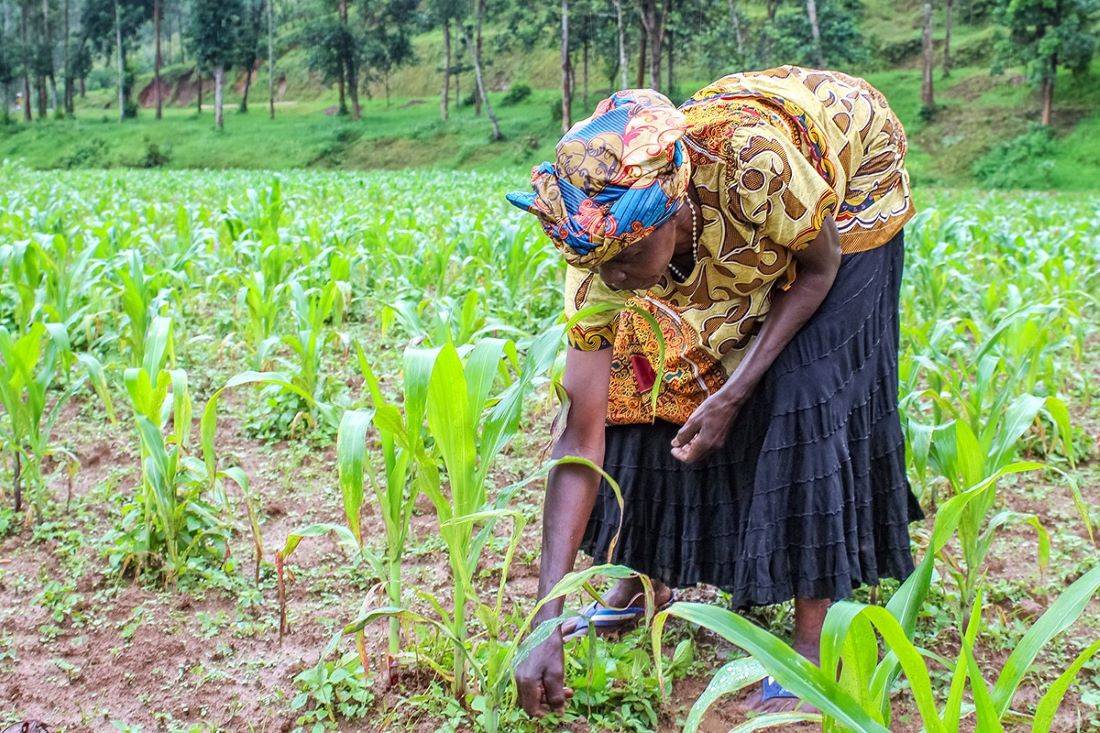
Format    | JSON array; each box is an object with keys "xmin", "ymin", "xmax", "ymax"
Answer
[{"xmin": 668, "ymin": 196, "xmax": 699, "ymax": 282}]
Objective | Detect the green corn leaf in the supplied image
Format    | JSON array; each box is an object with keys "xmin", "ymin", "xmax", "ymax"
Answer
[
  {"xmin": 656, "ymin": 602, "xmax": 890, "ymax": 733},
  {"xmin": 727, "ymin": 712, "xmax": 823, "ymax": 732},
  {"xmin": 277, "ymin": 522, "xmax": 361, "ymax": 562},
  {"xmin": 964, "ymin": 642, "xmax": 1005, "ymax": 733},
  {"xmin": 1030, "ymin": 639, "xmax": 1100, "ymax": 733},
  {"xmin": 991, "ymin": 565, "xmax": 1100, "ymax": 718},
  {"xmin": 683, "ymin": 657, "xmax": 766, "ymax": 733},
  {"xmin": 336, "ymin": 410, "xmax": 372, "ymax": 547}
]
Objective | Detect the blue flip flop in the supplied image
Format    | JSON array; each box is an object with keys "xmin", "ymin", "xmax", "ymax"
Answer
[
  {"xmin": 562, "ymin": 592, "xmax": 674, "ymax": 641},
  {"xmin": 760, "ymin": 675, "xmax": 799, "ymax": 702}
]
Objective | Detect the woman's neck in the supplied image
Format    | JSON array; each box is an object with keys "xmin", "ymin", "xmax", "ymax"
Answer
[{"xmin": 673, "ymin": 185, "xmax": 702, "ymax": 255}]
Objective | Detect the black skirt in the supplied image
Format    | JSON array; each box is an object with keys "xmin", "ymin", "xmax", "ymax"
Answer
[{"xmin": 580, "ymin": 230, "xmax": 924, "ymax": 608}]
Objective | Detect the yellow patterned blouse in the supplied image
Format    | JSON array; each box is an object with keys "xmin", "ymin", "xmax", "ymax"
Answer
[{"xmin": 565, "ymin": 66, "xmax": 914, "ymax": 426}]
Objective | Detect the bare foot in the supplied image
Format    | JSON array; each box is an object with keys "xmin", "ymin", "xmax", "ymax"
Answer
[{"xmin": 560, "ymin": 577, "xmax": 673, "ymax": 637}]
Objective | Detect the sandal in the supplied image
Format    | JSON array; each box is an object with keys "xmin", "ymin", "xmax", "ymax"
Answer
[
  {"xmin": 760, "ymin": 675, "xmax": 799, "ymax": 702},
  {"xmin": 562, "ymin": 591, "xmax": 675, "ymax": 642}
]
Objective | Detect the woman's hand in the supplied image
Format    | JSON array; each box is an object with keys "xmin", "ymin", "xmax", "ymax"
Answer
[
  {"xmin": 671, "ymin": 389, "xmax": 745, "ymax": 463},
  {"xmin": 515, "ymin": 630, "xmax": 572, "ymax": 717}
]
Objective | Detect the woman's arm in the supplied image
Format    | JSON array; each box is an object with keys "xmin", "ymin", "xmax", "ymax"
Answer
[
  {"xmin": 671, "ymin": 217, "xmax": 843, "ymax": 463},
  {"xmin": 515, "ymin": 346, "xmax": 613, "ymax": 717}
]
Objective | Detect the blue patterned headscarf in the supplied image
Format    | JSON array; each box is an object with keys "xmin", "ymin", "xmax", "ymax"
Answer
[{"xmin": 506, "ymin": 90, "xmax": 691, "ymax": 269}]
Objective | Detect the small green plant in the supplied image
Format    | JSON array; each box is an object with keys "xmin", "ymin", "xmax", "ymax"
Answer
[
  {"xmin": 973, "ymin": 126, "xmax": 1056, "ymax": 189},
  {"xmin": 500, "ymin": 84, "xmax": 532, "ymax": 106},
  {"xmin": 291, "ymin": 651, "xmax": 375, "ymax": 730}
]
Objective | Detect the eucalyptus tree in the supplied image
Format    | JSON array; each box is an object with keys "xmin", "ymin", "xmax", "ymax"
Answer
[
  {"xmin": 188, "ymin": 0, "xmax": 242, "ymax": 129},
  {"xmin": 80, "ymin": 0, "xmax": 150, "ymax": 120},
  {"xmin": 993, "ymin": 0, "xmax": 1098, "ymax": 125}
]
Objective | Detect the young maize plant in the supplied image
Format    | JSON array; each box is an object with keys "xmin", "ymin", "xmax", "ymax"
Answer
[
  {"xmin": 652, "ymin": 466, "xmax": 1100, "ymax": 733},
  {"xmin": 0, "ymin": 322, "xmax": 113, "ymax": 519},
  {"xmin": 113, "ymin": 249, "xmax": 175, "ymax": 367},
  {"xmin": 258, "ymin": 278, "xmax": 348, "ymax": 434}
]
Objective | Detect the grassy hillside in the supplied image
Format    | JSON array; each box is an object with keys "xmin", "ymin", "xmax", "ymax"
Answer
[{"xmin": 1, "ymin": 0, "xmax": 1097, "ymax": 188}]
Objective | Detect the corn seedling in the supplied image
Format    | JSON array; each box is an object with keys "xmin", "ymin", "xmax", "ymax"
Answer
[
  {"xmin": 653, "ymin": 464, "xmax": 1098, "ymax": 733},
  {"xmin": 0, "ymin": 322, "xmax": 112, "ymax": 519}
]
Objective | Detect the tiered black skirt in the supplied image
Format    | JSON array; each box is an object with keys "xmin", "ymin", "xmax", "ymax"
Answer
[{"xmin": 580, "ymin": 231, "xmax": 925, "ymax": 608}]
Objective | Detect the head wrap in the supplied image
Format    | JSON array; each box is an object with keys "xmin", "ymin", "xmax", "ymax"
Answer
[{"xmin": 506, "ymin": 90, "xmax": 691, "ymax": 269}]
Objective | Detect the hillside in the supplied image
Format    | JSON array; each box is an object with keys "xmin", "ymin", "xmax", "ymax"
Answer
[{"xmin": 1, "ymin": 0, "xmax": 1097, "ymax": 188}]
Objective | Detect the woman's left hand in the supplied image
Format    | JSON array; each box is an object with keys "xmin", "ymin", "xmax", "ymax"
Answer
[{"xmin": 671, "ymin": 390, "xmax": 745, "ymax": 463}]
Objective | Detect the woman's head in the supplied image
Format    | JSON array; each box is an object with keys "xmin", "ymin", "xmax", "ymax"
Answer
[
  {"xmin": 596, "ymin": 204, "xmax": 690, "ymax": 290},
  {"xmin": 507, "ymin": 89, "xmax": 691, "ymax": 281}
]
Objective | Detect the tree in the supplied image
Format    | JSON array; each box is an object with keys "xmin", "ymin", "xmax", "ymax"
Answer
[
  {"xmin": 20, "ymin": 1, "xmax": 32, "ymax": 121},
  {"xmin": 267, "ymin": 0, "xmax": 274, "ymax": 117},
  {"xmin": 428, "ymin": 0, "xmax": 462, "ymax": 121},
  {"xmin": 921, "ymin": 0, "xmax": 934, "ymax": 112},
  {"xmin": 943, "ymin": 0, "xmax": 954, "ymax": 77},
  {"xmin": 805, "ymin": 0, "xmax": 824, "ymax": 67},
  {"xmin": 188, "ymin": 0, "xmax": 242, "ymax": 130},
  {"xmin": 769, "ymin": 0, "xmax": 866, "ymax": 68},
  {"xmin": 994, "ymin": 0, "xmax": 1098, "ymax": 126},
  {"xmin": 612, "ymin": 0, "xmax": 628, "ymax": 90},
  {"xmin": 153, "ymin": 0, "xmax": 162, "ymax": 118},
  {"xmin": 561, "ymin": 0, "xmax": 570, "ymax": 130},
  {"xmin": 302, "ymin": 14, "xmax": 353, "ymax": 115},
  {"xmin": 636, "ymin": 0, "xmax": 669, "ymax": 90},
  {"xmin": 81, "ymin": 0, "xmax": 149, "ymax": 119},
  {"xmin": 462, "ymin": 4, "xmax": 499, "ymax": 140},
  {"xmin": 235, "ymin": 0, "xmax": 263, "ymax": 113},
  {"xmin": 0, "ymin": 2, "xmax": 14, "ymax": 123},
  {"xmin": 359, "ymin": 0, "xmax": 416, "ymax": 109}
]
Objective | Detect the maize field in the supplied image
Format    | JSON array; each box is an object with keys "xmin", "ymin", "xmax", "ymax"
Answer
[{"xmin": 0, "ymin": 160, "xmax": 1097, "ymax": 732}]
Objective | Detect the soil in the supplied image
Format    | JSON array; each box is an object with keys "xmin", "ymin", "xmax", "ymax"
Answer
[
  {"xmin": 0, "ymin": 381, "xmax": 1096, "ymax": 732},
  {"xmin": 136, "ymin": 68, "xmax": 287, "ymax": 110}
]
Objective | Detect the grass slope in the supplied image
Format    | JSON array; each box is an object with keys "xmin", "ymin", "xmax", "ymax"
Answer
[{"xmin": 0, "ymin": 2, "xmax": 1097, "ymax": 188}]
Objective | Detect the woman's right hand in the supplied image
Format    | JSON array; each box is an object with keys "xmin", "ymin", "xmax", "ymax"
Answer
[{"xmin": 515, "ymin": 629, "xmax": 571, "ymax": 718}]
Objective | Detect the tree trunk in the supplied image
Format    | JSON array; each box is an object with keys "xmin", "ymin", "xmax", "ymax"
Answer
[
  {"xmin": 637, "ymin": 0, "xmax": 666, "ymax": 91},
  {"xmin": 763, "ymin": 0, "xmax": 779, "ymax": 61},
  {"xmin": 63, "ymin": 0, "xmax": 72, "ymax": 114},
  {"xmin": 79, "ymin": 75, "xmax": 84, "ymax": 98},
  {"xmin": 36, "ymin": 77, "xmax": 46, "ymax": 119},
  {"xmin": 267, "ymin": 0, "xmax": 275, "ymax": 118},
  {"xmin": 636, "ymin": 17, "xmax": 645, "ymax": 87},
  {"xmin": 561, "ymin": 0, "xmax": 571, "ymax": 132},
  {"xmin": 582, "ymin": 27, "xmax": 589, "ymax": 108},
  {"xmin": 114, "ymin": 0, "xmax": 124, "ymax": 122},
  {"xmin": 463, "ymin": 24, "xmax": 500, "ymax": 140},
  {"xmin": 346, "ymin": 61, "xmax": 359, "ymax": 120},
  {"xmin": 339, "ymin": 0, "xmax": 359, "ymax": 120},
  {"xmin": 337, "ymin": 66, "xmax": 346, "ymax": 115},
  {"xmin": 943, "ymin": 0, "xmax": 953, "ymax": 78},
  {"xmin": 177, "ymin": 1, "xmax": 185, "ymax": 63},
  {"xmin": 214, "ymin": 63, "xmax": 224, "ymax": 129},
  {"xmin": 613, "ymin": 0, "xmax": 628, "ymax": 90},
  {"xmin": 474, "ymin": 0, "xmax": 483, "ymax": 116},
  {"xmin": 241, "ymin": 64, "xmax": 252, "ymax": 112},
  {"xmin": 20, "ymin": 1, "xmax": 32, "ymax": 121},
  {"xmin": 196, "ymin": 72, "xmax": 202, "ymax": 113},
  {"xmin": 727, "ymin": 0, "xmax": 745, "ymax": 65},
  {"xmin": 441, "ymin": 17, "xmax": 450, "ymax": 120},
  {"xmin": 805, "ymin": 0, "xmax": 825, "ymax": 67},
  {"xmin": 666, "ymin": 29, "xmax": 674, "ymax": 99},
  {"xmin": 1040, "ymin": 54, "xmax": 1055, "ymax": 126},
  {"xmin": 154, "ymin": 0, "xmax": 162, "ymax": 119},
  {"xmin": 920, "ymin": 0, "xmax": 934, "ymax": 111},
  {"xmin": 42, "ymin": 0, "xmax": 58, "ymax": 114}
]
